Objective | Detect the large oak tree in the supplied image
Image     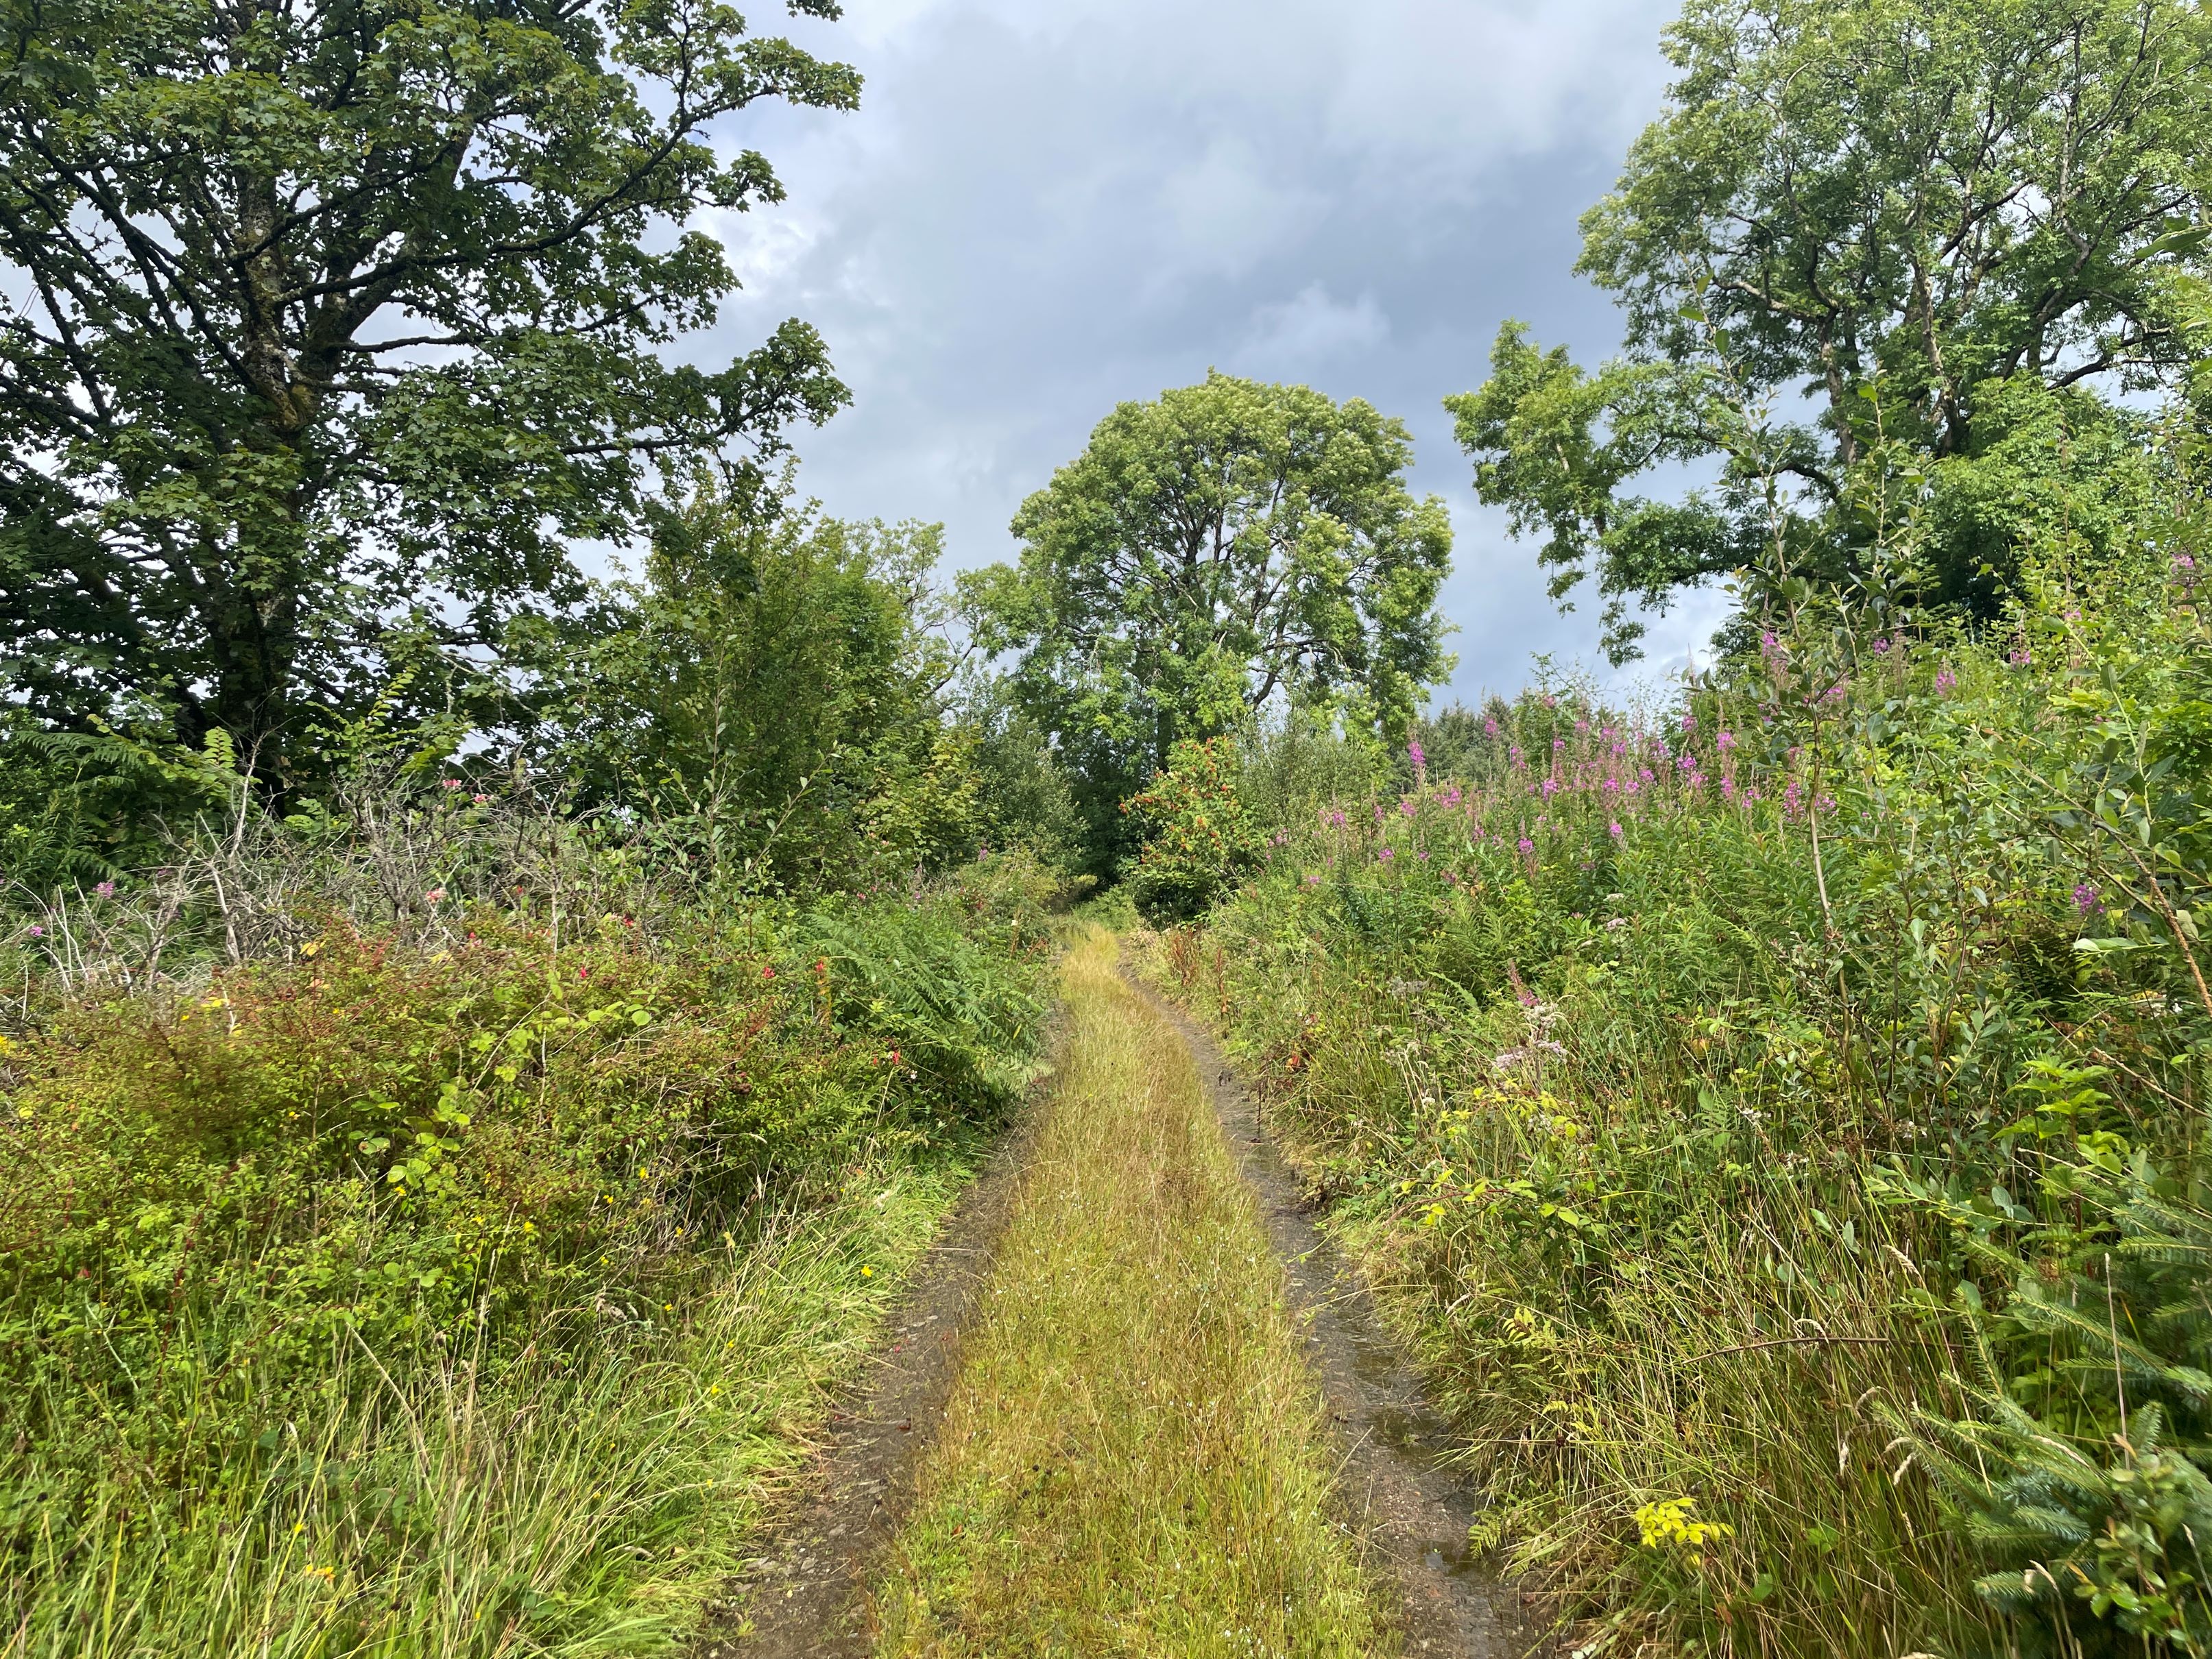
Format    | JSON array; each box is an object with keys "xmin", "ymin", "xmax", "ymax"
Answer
[
  {"xmin": 0, "ymin": 0, "xmax": 856, "ymax": 778},
  {"xmin": 963, "ymin": 372, "xmax": 1453, "ymax": 869}
]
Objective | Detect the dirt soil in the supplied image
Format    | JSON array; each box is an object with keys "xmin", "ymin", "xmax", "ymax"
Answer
[
  {"xmin": 1132, "ymin": 977, "xmax": 1544, "ymax": 1659},
  {"xmin": 688, "ymin": 1105, "xmax": 1042, "ymax": 1659}
]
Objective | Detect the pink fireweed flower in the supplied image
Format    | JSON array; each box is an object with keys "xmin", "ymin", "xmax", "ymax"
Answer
[
  {"xmin": 1517, "ymin": 836, "xmax": 1534, "ymax": 854},
  {"xmin": 1609, "ymin": 821, "xmax": 1623, "ymax": 838},
  {"xmin": 1416, "ymin": 849, "xmax": 1429, "ymax": 860},
  {"xmin": 1553, "ymin": 736, "xmax": 1566, "ymax": 751},
  {"xmin": 1378, "ymin": 847, "xmax": 1395, "ymax": 862},
  {"xmin": 95, "ymin": 880, "xmax": 115, "ymax": 897},
  {"xmin": 26, "ymin": 925, "xmax": 43, "ymax": 938},
  {"xmin": 2074, "ymin": 882, "xmax": 2100, "ymax": 915},
  {"xmin": 1680, "ymin": 712, "xmax": 1697, "ymax": 734},
  {"xmin": 1484, "ymin": 716, "xmax": 1500, "ymax": 738},
  {"xmin": 1408, "ymin": 739, "xmax": 1427, "ymax": 781},
  {"xmin": 1603, "ymin": 776, "xmax": 1620, "ymax": 794},
  {"xmin": 1400, "ymin": 797, "xmax": 1418, "ymax": 816},
  {"xmin": 1871, "ymin": 637, "xmax": 1890, "ymax": 654},
  {"xmin": 1541, "ymin": 777, "xmax": 1558, "ymax": 799},
  {"xmin": 1715, "ymin": 730, "xmax": 1735, "ymax": 752},
  {"xmin": 1933, "ymin": 667, "xmax": 1957, "ymax": 694}
]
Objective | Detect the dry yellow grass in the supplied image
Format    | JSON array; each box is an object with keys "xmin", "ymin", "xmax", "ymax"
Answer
[{"xmin": 868, "ymin": 928, "xmax": 1392, "ymax": 1657}]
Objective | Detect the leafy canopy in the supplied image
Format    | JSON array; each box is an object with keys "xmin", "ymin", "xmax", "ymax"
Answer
[
  {"xmin": 522, "ymin": 487, "xmax": 980, "ymax": 891},
  {"xmin": 1448, "ymin": 0, "xmax": 2212, "ymax": 662},
  {"xmin": 0, "ymin": 0, "xmax": 857, "ymax": 777},
  {"xmin": 963, "ymin": 372, "xmax": 1453, "ymax": 867}
]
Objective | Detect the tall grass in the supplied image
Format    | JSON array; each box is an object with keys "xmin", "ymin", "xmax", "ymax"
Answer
[
  {"xmin": 1142, "ymin": 546, "xmax": 2212, "ymax": 1655},
  {"xmin": 13, "ymin": 1163, "xmax": 961, "ymax": 1657},
  {"xmin": 0, "ymin": 785, "xmax": 1060, "ymax": 1651}
]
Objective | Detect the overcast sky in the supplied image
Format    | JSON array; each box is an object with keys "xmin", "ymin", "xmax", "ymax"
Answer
[{"xmin": 696, "ymin": 0, "xmax": 1727, "ymax": 707}]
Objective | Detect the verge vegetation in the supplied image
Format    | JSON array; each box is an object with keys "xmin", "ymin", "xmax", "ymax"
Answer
[
  {"xmin": 1137, "ymin": 522, "xmax": 2212, "ymax": 1655},
  {"xmin": 0, "ymin": 793, "xmax": 1057, "ymax": 1655}
]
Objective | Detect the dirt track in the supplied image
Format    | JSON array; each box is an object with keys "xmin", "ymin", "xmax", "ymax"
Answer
[
  {"xmin": 695, "ymin": 949, "xmax": 1535, "ymax": 1658},
  {"xmin": 688, "ymin": 1102, "xmax": 1043, "ymax": 1659},
  {"xmin": 1131, "ymin": 975, "xmax": 1538, "ymax": 1658}
]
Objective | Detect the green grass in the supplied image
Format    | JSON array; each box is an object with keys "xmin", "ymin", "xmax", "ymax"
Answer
[
  {"xmin": 869, "ymin": 929, "xmax": 1391, "ymax": 1658},
  {"xmin": 12, "ymin": 1157, "xmax": 969, "ymax": 1658}
]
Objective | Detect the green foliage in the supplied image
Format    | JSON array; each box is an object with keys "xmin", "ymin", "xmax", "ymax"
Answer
[
  {"xmin": 0, "ymin": 717, "xmax": 239, "ymax": 894},
  {"xmin": 1450, "ymin": 0, "xmax": 2212, "ymax": 659},
  {"xmin": 1120, "ymin": 738, "xmax": 1260, "ymax": 923},
  {"xmin": 0, "ymin": 0, "xmax": 856, "ymax": 775},
  {"xmin": 0, "ymin": 822, "xmax": 1053, "ymax": 1650},
  {"xmin": 964, "ymin": 372, "xmax": 1454, "ymax": 872},
  {"xmin": 1147, "ymin": 497, "xmax": 2212, "ymax": 1652},
  {"xmin": 523, "ymin": 487, "xmax": 985, "ymax": 891},
  {"xmin": 1884, "ymin": 1152, "xmax": 2212, "ymax": 1653}
]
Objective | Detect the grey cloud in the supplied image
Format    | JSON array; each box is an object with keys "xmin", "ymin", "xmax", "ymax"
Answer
[{"xmin": 688, "ymin": 0, "xmax": 1720, "ymax": 705}]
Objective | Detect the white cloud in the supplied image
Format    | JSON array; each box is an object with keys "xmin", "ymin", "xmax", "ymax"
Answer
[{"xmin": 1238, "ymin": 284, "xmax": 1390, "ymax": 369}]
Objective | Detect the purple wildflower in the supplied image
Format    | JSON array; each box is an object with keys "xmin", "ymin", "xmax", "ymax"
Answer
[{"xmin": 2073, "ymin": 883, "xmax": 2100, "ymax": 916}]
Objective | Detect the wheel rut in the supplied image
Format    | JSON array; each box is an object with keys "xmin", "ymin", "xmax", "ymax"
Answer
[
  {"xmin": 690, "ymin": 1102, "xmax": 1043, "ymax": 1659},
  {"xmin": 1129, "ymin": 973, "xmax": 1540, "ymax": 1658}
]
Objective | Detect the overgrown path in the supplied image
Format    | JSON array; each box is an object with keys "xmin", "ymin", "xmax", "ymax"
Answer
[{"xmin": 706, "ymin": 928, "xmax": 1519, "ymax": 1656}]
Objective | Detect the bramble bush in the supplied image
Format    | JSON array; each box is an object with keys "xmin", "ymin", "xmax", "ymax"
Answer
[{"xmin": 0, "ymin": 781, "xmax": 1057, "ymax": 1654}]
